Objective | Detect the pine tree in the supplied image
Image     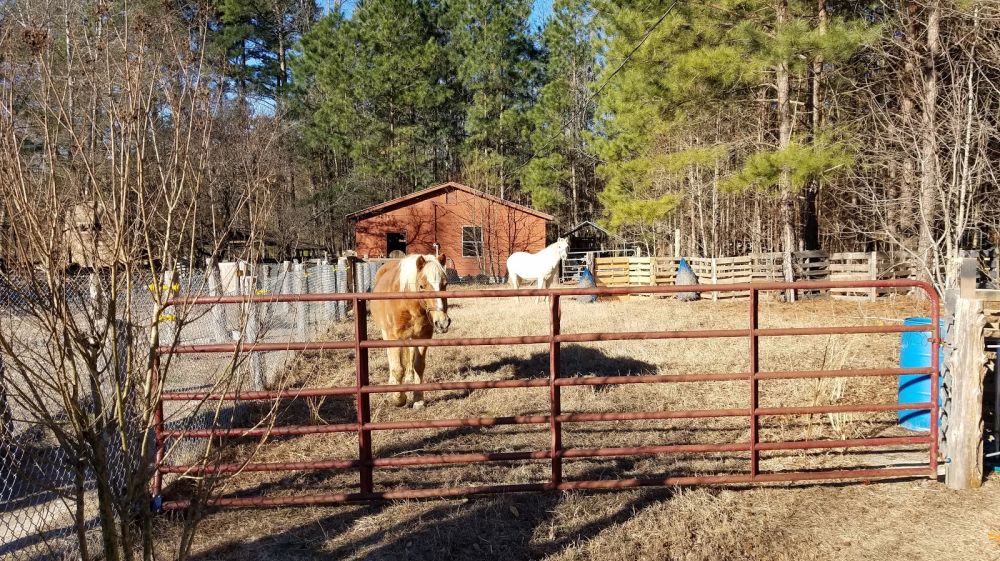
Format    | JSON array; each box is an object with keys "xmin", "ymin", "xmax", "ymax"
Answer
[
  {"xmin": 447, "ymin": 0, "xmax": 540, "ymax": 200},
  {"xmin": 214, "ymin": 0, "xmax": 318, "ymax": 100},
  {"xmin": 522, "ymin": 0, "xmax": 598, "ymax": 224},
  {"xmin": 287, "ymin": 0, "xmax": 461, "ymax": 215},
  {"xmin": 591, "ymin": 0, "xmax": 874, "ymax": 254}
]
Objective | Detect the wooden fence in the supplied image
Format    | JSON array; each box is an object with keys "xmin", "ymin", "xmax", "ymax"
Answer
[{"xmin": 593, "ymin": 251, "xmax": 911, "ymax": 300}]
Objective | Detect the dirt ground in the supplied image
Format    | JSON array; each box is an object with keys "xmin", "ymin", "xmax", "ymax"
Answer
[{"xmin": 154, "ymin": 292, "xmax": 1000, "ymax": 561}]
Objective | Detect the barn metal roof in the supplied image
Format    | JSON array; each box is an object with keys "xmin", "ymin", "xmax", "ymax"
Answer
[{"xmin": 346, "ymin": 181, "xmax": 555, "ymax": 221}]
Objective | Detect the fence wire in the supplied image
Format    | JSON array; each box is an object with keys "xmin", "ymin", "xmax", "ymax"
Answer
[{"xmin": 0, "ymin": 259, "xmax": 383, "ymax": 560}]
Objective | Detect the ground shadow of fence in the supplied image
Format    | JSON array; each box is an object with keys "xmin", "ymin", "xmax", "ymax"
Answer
[{"xmin": 184, "ymin": 463, "xmax": 675, "ymax": 561}]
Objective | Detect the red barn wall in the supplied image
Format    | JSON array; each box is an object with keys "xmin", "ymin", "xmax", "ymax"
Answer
[{"xmin": 354, "ymin": 188, "xmax": 548, "ymax": 277}]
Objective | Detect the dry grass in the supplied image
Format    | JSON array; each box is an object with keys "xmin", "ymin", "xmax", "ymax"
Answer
[{"xmin": 153, "ymin": 292, "xmax": 1000, "ymax": 560}]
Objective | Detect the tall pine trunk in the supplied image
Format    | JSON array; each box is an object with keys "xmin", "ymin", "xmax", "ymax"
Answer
[
  {"xmin": 800, "ymin": 0, "xmax": 825, "ymax": 251},
  {"xmin": 917, "ymin": 1, "xmax": 941, "ymax": 285},
  {"xmin": 776, "ymin": 0, "xmax": 796, "ymax": 297},
  {"xmin": 895, "ymin": 3, "xmax": 921, "ymax": 243}
]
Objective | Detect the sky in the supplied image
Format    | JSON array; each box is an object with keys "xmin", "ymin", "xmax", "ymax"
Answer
[{"xmin": 332, "ymin": 0, "xmax": 555, "ymax": 30}]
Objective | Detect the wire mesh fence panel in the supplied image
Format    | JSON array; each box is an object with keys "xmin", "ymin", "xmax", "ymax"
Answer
[
  {"xmin": 156, "ymin": 261, "xmax": 356, "ymax": 479},
  {"xmin": 0, "ymin": 259, "xmax": 393, "ymax": 558},
  {"xmin": 0, "ymin": 273, "xmax": 158, "ymax": 560}
]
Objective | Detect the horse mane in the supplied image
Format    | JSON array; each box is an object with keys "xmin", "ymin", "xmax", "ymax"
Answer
[
  {"xmin": 398, "ymin": 254, "xmax": 445, "ymax": 291},
  {"xmin": 536, "ymin": 238, "xmax": 568, "ymax": 260}
]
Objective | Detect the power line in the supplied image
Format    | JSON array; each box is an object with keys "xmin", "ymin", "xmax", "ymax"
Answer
[
  {"xmin": 513, "ymin": 0, "xmax": 680, "ymax": 176},
  {"xmin": 591, "ymin": 0, "xmax": 679, "ymax": 100}
]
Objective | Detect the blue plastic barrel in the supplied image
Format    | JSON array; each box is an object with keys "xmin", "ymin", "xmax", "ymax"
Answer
[{"xmin": 898, "ymin": 317, "xmax": 944, "ymax": 431}]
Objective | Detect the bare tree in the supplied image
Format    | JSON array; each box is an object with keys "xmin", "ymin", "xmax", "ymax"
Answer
[{"xmin": 0, "ymin": 1, "xmax": 287, "ymax": 559}]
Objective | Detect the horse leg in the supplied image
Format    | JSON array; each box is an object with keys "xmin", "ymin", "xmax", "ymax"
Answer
[
  {"xmin": 510, "ymin": 274, "xmax": 520, "ymax": 302},
  {"xmin": 535, "ymin": 277, "xmax": 545, "ymax": 304},
  {"xmin": 409, "ymin": 346, "xmax": 428, "ymax": 409},
  {"xmin": 387, "ymin": 346, "xmax": 407, "ymax": 407}
]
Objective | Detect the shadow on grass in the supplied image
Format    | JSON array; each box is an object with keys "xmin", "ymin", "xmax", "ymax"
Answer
[
  {"xmin": 181, "ymin": 472, "xmax": 933, "ymax": 561},
  {"xmin": 185, "ymin": 464, "xmax": 675, "ymax": 561},
  {"xmin": 479, "ymin": 344, "xmax": 658, "ymax": 387}
]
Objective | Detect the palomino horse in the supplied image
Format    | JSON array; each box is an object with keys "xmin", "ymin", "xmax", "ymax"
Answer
[
  {"xmin": 506, "ymin": 238, "xmax": 569, "ymax": 302},
  {"xmin": 371, "ymin": 254, "xmax": 451, "ymax": 409}
]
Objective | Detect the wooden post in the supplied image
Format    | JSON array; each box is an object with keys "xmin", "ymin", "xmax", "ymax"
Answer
[
  {"xmin": 960, "ymin": 257, "xmax": 978, "ymax": 299},
  {"xmin": 783, "ymin": 249, "xmax": 796, "ymax": 302},
  {"xmin": 945, "ymin": 296, "xmax": 987, "ymax": 489},
  {"xmin": 292, "ymin": 261, "xmax": 307, "ymax": 341},
  {"xmin": 330, "ymin": 261, "xmax": 341, "ymax": 321},
  {"xmin": 337, "ymin": 257, "xmax": 349, "ymax": 321},
  {"xmin": 278, "ymin": 261, "xmax": 292, "ymax": 317},
  {"xmin": 868, "ymin": 251, "xmax": 878, "ymax": 301},
  {"xmin": 347, "ymin": 257, "xmax": 358, "ymax": 293},
  {"xmin": 245, "ymin": 269, "xmax": 265, "ymax": 391},
  {"xmin": 648, "ymin": 257, "xmax": 657, "ymax": 288},
  {"xmin": 711, "ymin": 257, "xmax": 718, "ymax": 301},
  {"xmin": 205, "ymin": 258, "xmax": 229, "ymax": 343},
  {"xmin": 345, "ymin": 257, "xmax": 359, "ymax": 317}
]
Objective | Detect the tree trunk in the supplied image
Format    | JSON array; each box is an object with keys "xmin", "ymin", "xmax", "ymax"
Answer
[
  {"xmin": 571, "ymin": 162, "xmax": 579, "ymax": 224},
  {"xmin": 776, "ymin": 0, "xmax": 796, "ymax": 298},
  {"xmin": 898, "ymin": 1, "xmax": 920, "ymax": 241},
  {"xmin": 916, "ymin": 1, "xmax": 941, "ymax": 285},
  {"xmin": 800, "ymin": 0, "xmax": 825, "ymax": 251}
]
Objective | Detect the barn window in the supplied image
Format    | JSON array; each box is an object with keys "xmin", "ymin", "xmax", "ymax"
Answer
[{"xmin": 462, "ymin": 226, "xmax": 483, "ymax": 257}]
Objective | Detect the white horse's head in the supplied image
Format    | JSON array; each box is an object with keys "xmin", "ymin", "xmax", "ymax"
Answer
[
  {"xmin": 399, "ymin": 253, "xmax": 451, "ymax": 334},
  {"xmin": 553, "ymin": 237, "xmax": 569, "ymax": 260}
]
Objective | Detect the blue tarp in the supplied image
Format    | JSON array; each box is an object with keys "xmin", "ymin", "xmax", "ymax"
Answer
[
  {"xmin": 676, "ymin": 257, "xmax": 700, "ymax": 301},
  {"xmin": 577, "ymin": 267, "xmax": 597, "ymax": 303}
]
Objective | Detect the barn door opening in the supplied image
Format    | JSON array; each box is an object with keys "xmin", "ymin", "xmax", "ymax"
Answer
[{"xmin": 386, "ymin": 232, "xmax": 406, "ymax": 256}]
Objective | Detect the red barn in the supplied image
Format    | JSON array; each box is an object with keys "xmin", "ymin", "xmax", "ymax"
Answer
[{"xmin": 348, "ymin": 182, "xmax": 554, "ymax": 278}]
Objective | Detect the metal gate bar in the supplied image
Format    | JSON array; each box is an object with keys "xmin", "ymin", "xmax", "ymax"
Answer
[{"xmin": 152, "ymin": 279, "xmax": 940, "ymax": 509}]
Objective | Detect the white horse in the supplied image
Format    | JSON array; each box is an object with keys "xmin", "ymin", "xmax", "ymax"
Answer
[{"xmin": 506, "ymin": 238, "xmax": 569, "ymax": 302}]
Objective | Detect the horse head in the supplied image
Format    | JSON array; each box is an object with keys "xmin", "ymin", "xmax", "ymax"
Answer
[
  {"xmin": 411, "ymin": 254, "xmax": 451, "ymax": 334},
  {"xmin": 554, "ymin": 237, "xmax": 569, "ymax": 260}
]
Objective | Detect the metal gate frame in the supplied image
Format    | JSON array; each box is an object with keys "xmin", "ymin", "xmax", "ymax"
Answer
[{"xmin": 152, "ymin": 279, "xmax": 940, "ymax": 509}]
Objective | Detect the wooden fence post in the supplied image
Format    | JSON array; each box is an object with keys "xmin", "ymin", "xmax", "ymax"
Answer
[
  {"xmin": 711, "ymin": 257, "xmax": 718, "ymax": 301},
  {"xmin": 292, "ymin": 261, "xmax": 307, "ymax": 341},
  {"xmin": 337, "ymin": 257, "xmax": 349, "ymax": 321},
  {"xmin": 349, "ymin": 258, "xmax": 362, "ymax": 316},
  {"xmin": 278, "ymin": 260, "xmax": 292, "ymax": 317},
  {"xmin": 945, "ymin": 296, "xmax": 987, "ymax": 489},
  {"xmin": 868, "ymin": 251, "xmax": 878, "ymax": 301},
  {"xmin": 783, "ymin": 249, "xmax": 796, "ymax": 302},
  {"xmin": 205, "ymin": 258, "xmax": 229, "ymax": 343},
  {"xmin": 245, "ymin": 267, "xmax": 265, "ymax": 391},
  {"xmin": 960, "ymin": 257, "xmax": 978, "ymax": 299}
]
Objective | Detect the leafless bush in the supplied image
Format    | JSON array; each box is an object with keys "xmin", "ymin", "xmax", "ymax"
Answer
[{"xmin": 0, "ymin": 1, "xmax": 285, "ymax": 559}]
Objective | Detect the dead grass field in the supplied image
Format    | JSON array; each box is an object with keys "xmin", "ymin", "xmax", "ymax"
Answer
[{"xmin": 154, "ymin": 292, "xmax": 1000, "ymax": 561}]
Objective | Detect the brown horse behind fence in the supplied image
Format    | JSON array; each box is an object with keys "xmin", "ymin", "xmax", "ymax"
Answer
[{"xmin": 370, "ymin": 254, "xmax": 451, "ymax": 409}]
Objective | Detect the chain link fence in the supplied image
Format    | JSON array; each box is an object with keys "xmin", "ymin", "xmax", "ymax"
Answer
[{"xmin": 0, "ymin": 258, "xmax": 386, "ymax": 559}]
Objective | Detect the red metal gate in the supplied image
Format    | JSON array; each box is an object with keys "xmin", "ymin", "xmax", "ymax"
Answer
[{"xmin": 152, "ymin": 280, "xmax": 940, "ymax": 509}]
